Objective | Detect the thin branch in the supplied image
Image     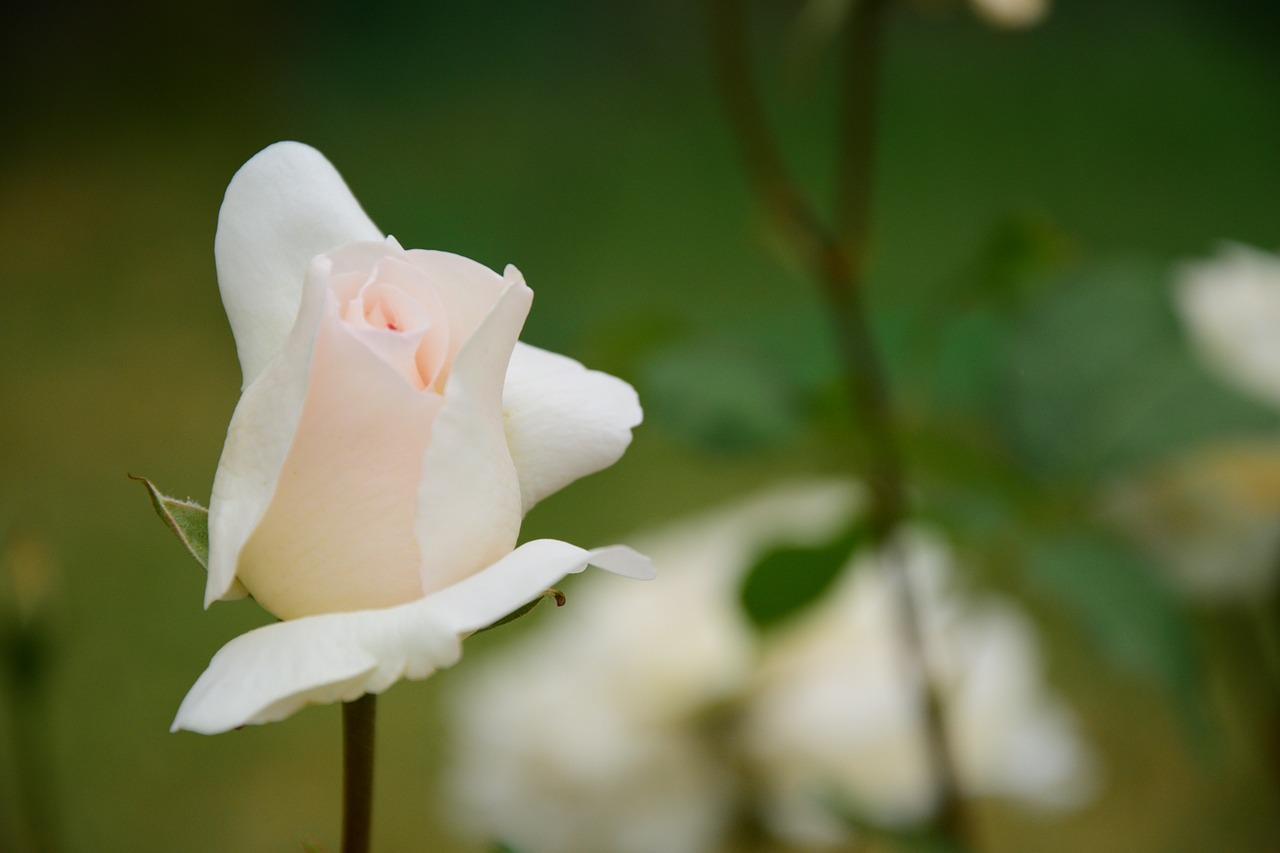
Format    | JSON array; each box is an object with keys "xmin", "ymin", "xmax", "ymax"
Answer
[{"xmin": 709, "ymin": 0, "xmax": 973, "ymax": 845}]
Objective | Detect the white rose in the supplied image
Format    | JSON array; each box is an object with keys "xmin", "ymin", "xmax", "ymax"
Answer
[
  {"xmin": 744, "ymin": 529, "xmax": 1096, "ymax": 843},
  {"xmin": 171, "ymin": 141, "xmax": 652, "ymax": 735}
]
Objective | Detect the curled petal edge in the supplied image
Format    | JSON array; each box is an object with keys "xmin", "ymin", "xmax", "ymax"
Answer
[
  {"xmin": 503, "ymin": 341, "xmax": 644, "ymax": 515},
  {"xmin": 172, "ymin": 539, "xmax": 654, "ymax": 735}
]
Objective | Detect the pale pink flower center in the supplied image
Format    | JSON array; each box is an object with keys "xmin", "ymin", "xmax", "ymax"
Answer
[{"xmin": 335, "ymin": 258, "xmax": 452, "ymax": 392}]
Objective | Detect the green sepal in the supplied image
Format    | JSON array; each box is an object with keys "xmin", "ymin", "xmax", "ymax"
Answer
[
  {"xmin": 476, "ymin": 588, "xmax": 566, "ymax": 635},
  {"xmin": 740, "ymin": 519, "xmax": 870, "ymax": 632},
  {"xmin": 130, "ymin": 475, "xmax": 209, "ymax": 569}
]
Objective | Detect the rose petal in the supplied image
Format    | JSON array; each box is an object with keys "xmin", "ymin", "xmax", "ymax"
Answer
[
  {"xmin": 172, "ymin": 539, "xmax": 653, "ymax": 735},
  {"xmin": 503, "ymin": 340, "xmax": 643, "ymax": 514},
  {"xmin": 215, "ymin": 142, "xmax": 382, "ymax": 387},
  {"xmin": 427, "ymin": 539, "xmax": 656, "ymax": 635},
  {"xmin": 231, "ymin": 285, "xmax": 444, "ymax": 619},
  {"xmin": 405, "ymin": 251, "xmax": 512, "ymax": 368},
  {"xmin": 414, "ymin": 268, "xmax": 533, "ymax": 595},
  {"xmin": 205, "ymin": 254, "xmax": 334, "ymax": 606}
]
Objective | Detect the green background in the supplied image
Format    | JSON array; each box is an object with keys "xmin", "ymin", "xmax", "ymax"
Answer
[{"xmin": 2, "ymin": 0, "xmax": 1279, "ymax": 850}]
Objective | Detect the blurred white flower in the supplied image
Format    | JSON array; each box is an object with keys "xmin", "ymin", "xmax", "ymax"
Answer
[
  {"xmin": 1177, "ymin": 243, "xmax": 1280, "ymax": 410},
  {"xmin": 446, "ymin": 481, "xmax": 857, "ymax": 853},
  {"xmin": 1106, "ymin": 441, "xmax": 1280, "ymax": 602},
  {"xmin": 744, "ymin": 529, "xmax": 1096, "ymax": 845},
  {"xmin": 445, "ymin": 483, "xmax": 1094, "ymax": 851},
  {"xmin": 968, "ymin": 0, "xmax": 1050, "ymax": 29}
]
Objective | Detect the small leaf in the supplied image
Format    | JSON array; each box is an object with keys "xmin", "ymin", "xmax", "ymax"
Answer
[
  {"xmin": 129, "ymin": 475, "xmax": 209, "ymax": 569},
  {"xmin": 740, "ymin": 521, "xmax": 869, "ymax": 631},
  {"xmin": 489, "ymin": 843, "xmax": 523, "ymax": 853},
  {"xmin": 475, "ymin": 588, "xmax": 565, "ymax": 635}
]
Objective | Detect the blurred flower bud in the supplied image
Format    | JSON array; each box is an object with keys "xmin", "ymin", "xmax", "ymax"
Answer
[
  {"xmin": 1106, "ymin": 441, "xmax": 1280, "ymax": 602},
  {"xmin": 1, "ymin": 529, "xmax": 60, "ymax": 628},
  {"xmin": 1177, "ymin": 243, "xmax": 1280, "ymax": 409},
  {"xmin": 969, "ymin": 0, "xmax": 1050, "ymax": 29}
]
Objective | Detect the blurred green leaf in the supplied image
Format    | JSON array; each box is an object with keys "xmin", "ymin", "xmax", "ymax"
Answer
[
  {"xmin": 1004, "ymin": 258, "xmax": 1280, "ymax": 481},
  {"xmin": 1028, "ymin": 530, "xmax": 1207, "ymax": 733},
  {"xmin": 740, "ymin": 520, "xmax": 869, "ymax": 631},
  {"xmin": 640, "ymin": 339, "xmax": 805, "ymax": 455},
  {"xmin": 130, "ymin": 475, "xmax": 208, "ymax": 569},
  {"xmin": 475, "ymin": 588, "xmax": 566, "ymax": 635},
  {"xmin": 489, "ymin": 843, "xmax": 522, "ymax": 853},
  {"xmin": 966, "ymin": 214, "xmax": 1078, "ymax": 310}
]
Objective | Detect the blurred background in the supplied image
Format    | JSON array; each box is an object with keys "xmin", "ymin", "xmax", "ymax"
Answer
[{"xmin": 2, "ymin": 0, "xmax": 1280, "ymax": 850}]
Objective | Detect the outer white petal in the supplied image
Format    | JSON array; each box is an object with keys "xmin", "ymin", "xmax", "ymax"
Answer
[
  {"xmin": 205, "ymin": 255, "xmax": 332, "ymax": 606},
  {"xmin": 503, "ymin": 339, "xmax": 643, "ymax": 514},
  {"xmin": 215, "ymin": 141, "xmax": 382, "ymax": 387},
  {"xmin": 414, "ymin": 268, "xmax": 533, "ymax": 595},
  {"xmin": 172, "ymin": 539, "xmax": 653, "ymax": 735}
]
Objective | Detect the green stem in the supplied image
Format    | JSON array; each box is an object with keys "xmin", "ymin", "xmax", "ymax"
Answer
[
  {"xmin": 5, "ymin": 623, "xmax": 59, "ymax": 853},
  {"xmin": 342, "ymin": 694, "xmax": 377, "ymax": 853},
  {"xmin": 709, "ymin": 0, "xmax": 972, "ymax": 846}
]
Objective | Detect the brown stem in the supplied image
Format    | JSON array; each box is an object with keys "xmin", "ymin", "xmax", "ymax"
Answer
[
  {"xmin": 710, "ymin": 0, "xmax": 972, "ymax": 846},
  {"xmin": 342, "ymin": 694, "xmax": 377, "ymax": 853}
]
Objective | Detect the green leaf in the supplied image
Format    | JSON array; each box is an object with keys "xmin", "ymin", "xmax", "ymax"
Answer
[
  {"xmin": 489, "ymin": 843, "xmax": 523, "ymax": 853},
  {"xmin": 740, "ymin": 520, "xmax": 869, "ymax": 631},
  {"xmin": 130, "ymin": 475, "xmax": 209, "ymax": 569},
  {"xmin": 964, "ymin": 213, "xmax": 1077, "ymax": 310},
  {"xmin": 1028, "ymin": 530, "xmax": 1208, "ymax": 740},
  {"xmin": 640, "ymin": 338, "xmax": 804, "ymax": 455},
  {"xmin": 1004, "ymin": 258, "xmax": 1280, "ymax": 481},
  {"xmin": 475, "ymin": 588, "xmax": 566, "ymax": 635}
]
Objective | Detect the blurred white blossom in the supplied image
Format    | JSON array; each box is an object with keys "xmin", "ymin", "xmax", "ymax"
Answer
[
  {"xmin": 1177, "ymin": 243, "xmax": 1280, "ymax": 410},
  {"xmin": 1106, "ymin": 441, "xmax": 1280, "ymax": 602},
  {"xmin": 745, "ymin": 530, "xmax": 1096, "ymax": 845},
  {"xmin": 445, "ymin": 483, "xmax": 1094, "ymax": 852},
  {"xmin": 968, "ymin": 0, "xmax": 1049, "ymax": 29}
]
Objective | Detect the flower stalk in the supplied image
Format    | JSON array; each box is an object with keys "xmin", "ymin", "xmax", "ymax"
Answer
[
  {"xmin": 342, "ymin": 694, "xmax": 377, "ymax": 853},
  {"xmin": 710, "ymin": 0, "xmax": 971, "ymax": 845}
]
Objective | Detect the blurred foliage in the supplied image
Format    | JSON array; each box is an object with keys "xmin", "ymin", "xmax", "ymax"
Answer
[
  {"xmin": 1028, "ymin": 531, "xmax": 1207, "ymax": 738},
  {"xmin": 2, "ymin": 0, "xmax": 1280, "ymax": 851},
  {"xmin": 740, "ymin": 519, "xmax": 870, "ymax": 630}
]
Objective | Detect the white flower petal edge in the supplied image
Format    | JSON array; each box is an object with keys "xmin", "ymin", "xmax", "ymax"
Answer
[
  {"xmin": 173, "ymin": 539, "xmax": 655, "ymax": 735},
  {"xmin": 204, "ymin": 252, "xmax": 334, "ymax": 606},
  {"xmin": 503, "ymin": 341, "xmax": 643, "ymax": 514},
  {"xmin": 216, "ymin": 141, "xmax": 381, "ymax": 387}
]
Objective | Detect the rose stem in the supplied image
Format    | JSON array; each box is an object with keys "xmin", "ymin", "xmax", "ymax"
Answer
[
  {"xmin": 341, "ymin": 694, "xmax": 377, "ymax": 853},
  {"xmin": 709, "ymin": 0, "xmax": 972, "ymax": 846}
]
